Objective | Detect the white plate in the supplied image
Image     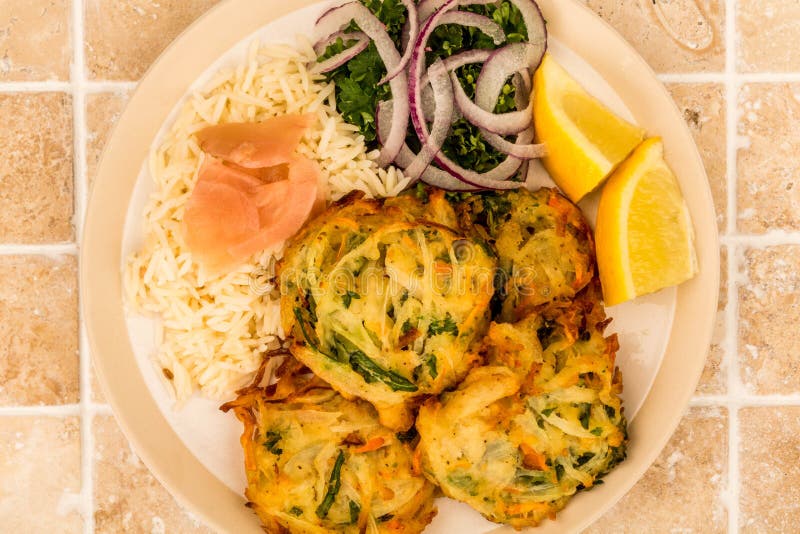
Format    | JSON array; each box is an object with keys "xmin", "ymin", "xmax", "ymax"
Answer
[{"xmin": 84, "ymin": 1, "xmax": 719, "ymax": 532}]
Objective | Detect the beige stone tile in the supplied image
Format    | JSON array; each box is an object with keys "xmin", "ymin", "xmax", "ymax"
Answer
[
  {"xmin": 0, "ymin": 0, "xmax": 71, "ymax": 81},
  {"xmin": 93, "ymin": 415, "xmax": 213, "ymax": 533},
  {"xmin": 740, "ymin": 407, "xmax": 800, "ymax": 532},
  {"xmin": 663, "ymin": 84, "xmax": 726, "ymax": 395},
  {"xmin": 586, "ymin": 0, "xmax": 725, "ymax": 73},
  {"xmin": 737, "ymin": 83, "xmax": 800, "ymax": 233},
  {"xmin": 738, "ymin": 0, "xmax": 800, "ymax": 72},
  {"xmin": 0, "ymin": 417, "xmax": 82, "ymax": 531},
  {"xmin": 667, "ymin": 83, "xmax": 726, "ymax": 233},
  {"xmin": 84, "ymin": 0, "xmax": 219, "ymax": 81},
  {"xmin": 86, "ymin": 91, "xmax": 131, "ymax": 187},
  {"xmin": 0, "ymin": 255, "xmax": 78, "ymax": 405},
  {"xmin": 586, "ymin": 407, "xmax": 728, "ymax": 533},
  {"xmin": 0, "ymin": 93, "xmax": 74, "ymax": 243},
  {"xmin": 91, "ymin": 362, "xmax": 106, "ymax": 404},
  {"xmin": 738, "ymin": 246, "xmax": 800, "ymax": 394},
  {"xmin": 697, "ymin": 246, "xmax": 727, "ymax": 395}
]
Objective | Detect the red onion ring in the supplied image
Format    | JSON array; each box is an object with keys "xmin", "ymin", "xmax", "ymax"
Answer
[
  {"xmin": 405, "ymin": 59, "xmax": 454, "ymax": 180},
  {"xmin": 451, "ymin": 71, "xmax": 533, "ymax": 135},
  {"xmin": 418, "ymin": 0, "xmax": 497, "ymax": 22},
  {"xmin": 313, "ymin": 32, "xmax": 370, "ymax": 74},
  {"xmin": 379, "ymin": 0, "xmax": 418, "ymax": 84},
  {"xmin": 315, "ymin": 1, "xmax": 409, "ymax": 167}
]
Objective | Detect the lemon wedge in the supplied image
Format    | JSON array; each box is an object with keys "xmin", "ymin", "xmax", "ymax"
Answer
[
  {"xmin": 595, "ymin": 137, "xmax": 698, "ymax": 306},
  {"xmin": 533, "ymin": 54, "xmax": 646, "ymax": 202}
]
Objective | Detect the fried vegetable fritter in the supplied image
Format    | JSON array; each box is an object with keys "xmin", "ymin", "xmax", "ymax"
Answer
[
  {"xmin": 278, "ymin": 191, "xmax": 497, "ymax": 430},
  {"xmin": 222, "ymin": 358, "xmax": 437, "ymax": 533},
  {"xmin": 454, "ymin": 188, "xmax": 595, "ymax": 322},
  {"xmin": 416, "ymin": 281, "xmax": 627, "ymax": 529}
]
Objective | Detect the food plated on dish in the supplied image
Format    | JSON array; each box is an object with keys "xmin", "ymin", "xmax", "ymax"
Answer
[{"xmin": 117, "ymin": 0, "xmax": 707, "ymax": 531}]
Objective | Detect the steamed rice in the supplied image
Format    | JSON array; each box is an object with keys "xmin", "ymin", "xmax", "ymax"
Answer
[{"xmin": 124, "ymin": 38, "xmax": 411, "ymax": 404}]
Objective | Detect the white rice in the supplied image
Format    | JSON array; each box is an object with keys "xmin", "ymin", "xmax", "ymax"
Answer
[{"xmin": 124, "ymin": 38, "xmax": 411, "ymax": 404}]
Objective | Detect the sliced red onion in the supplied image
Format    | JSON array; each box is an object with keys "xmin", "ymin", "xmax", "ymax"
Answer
[
  {"xmin": 313, "ymin": 31, "xmax": 367, "ymax": 55},
  {"xmin": 312, "ymin": 33, "xmax": 370, "ymax": 74},
  {"xmin": 481, "ymin": 131, "xmax": 546, "ymax": 159},
  {"xmin": 419, "ymin": 48, "xmax": 492, "ymax": 88},
  {"xmin": 419, "ymin": 164, "xmax": 482, "ymax": 190},
  {"xmin": 431, "ymin": 119, "xmax": 534, "ymax": 189},
  {"xmin": 475, "ymin": 42, "xmax": 544, "ymax": 112},
  {"xmin": 405, "ymin": 59, "xmax": 453, "ymax": 179},
  {"xmin": 418, "ymin": 0, "xmax": 497, "ymax": 22},
  {"xmin": 419, "ymin": 48, "xmax": 490, "ymax": 121},
  {"xmin": 432, "ymin": 152, "xmax": 524, "ymax": 189},
  {"xmin": 382, "ymin": 95, "xmax": 526, "ymax": 191},
  {"xmin": 438, "ymin": 11, "xmax": 506, "ymax": 46},
  {"xmin": 379, "ymin": 0, "xmax": 418, "ymax": 84},
  {"xmin": 377, "ymin": 100, "xmax": 479, "ymax": 191},
  {"xmin": 509, "ymin": 0, "xmax": 548, "ymax": 49},
  {"xmin": 409, "ymin": 0, "xmax": 458, "ymax": 142},
  {"xmin": 451, "ymin": 71, "xmax": 532, "ymax": 135},
  {"xmin": 315, "ymin": 2, "xmax": 409, "ymax": 167}
]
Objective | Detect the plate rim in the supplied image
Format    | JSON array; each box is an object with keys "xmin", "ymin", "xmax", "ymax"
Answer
[{"xmin": 81, "ymin": 0, "xmax": 720, "ymax": 532}]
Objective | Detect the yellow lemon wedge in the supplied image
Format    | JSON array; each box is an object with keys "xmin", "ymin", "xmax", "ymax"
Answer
[
  {"xmin": 595, "ymin": 137, "xmax": 698, "ymax": 306},
  {"xmin": 533, "ymin": 54, "xmax": 646, "ymax": 203}
]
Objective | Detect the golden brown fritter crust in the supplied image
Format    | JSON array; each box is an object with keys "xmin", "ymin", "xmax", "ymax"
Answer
[
  {"xmin": 222, "ymin": 357, "xmax": 437, "ymax": 533},
  {"xmin": 416, "ymin": 281, "xmax": 627, "ymax": 529}
]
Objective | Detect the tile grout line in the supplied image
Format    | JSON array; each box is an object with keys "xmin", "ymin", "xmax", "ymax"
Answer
[
  {"xmin": 84, "ymin": 80, "xmax": 139, "ymax": 93},
  {"xmin": 724, "ymin": 0, "xmax": 740, "ymax": 532},
  {"xmin": 721, "ymin": 231, "xmax": 800, "ymax": 246},
  {"xmin": 0, "ymin": 81, "xmax": 73, "ymax": 92},
  {"xmin": 5, "ymin": 74, "xmax": 800, "ymax": 94},
  {"xmin": 0, "ymin": 243, "xmax": 78, "ymax": 255},
  {"xmin": 0, "ymin": 404, "xmax": 113, "ymax": 417},
  {"xmin": 657, "ymin": 72, "xmax": 800, "ymax": 84},
  {"xmin": 0, "ymin": 405, "xmax": 82, "ymax": 417},
  {"xmin": 70, "ymin": 0, "xmax": 94, "ymax": 532}
]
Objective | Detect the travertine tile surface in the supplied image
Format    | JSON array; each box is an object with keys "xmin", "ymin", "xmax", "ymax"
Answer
[
  {"xmin": 586, "ymin": 0, "xmax": 725, "ymax": 73},
  {"xmin": 84, "ymin": 0, "xmax": 219, "ymax": 80},
  {"xmin": 739, "ymin": 407, "xmax": 800, "ymax": 532},
  {"xmin": 0, "ymin": 0, "xmax": 71, "ymax": 81},
  {"xmin": 0, "ymin": 417, "xmax": 82, "ymax": 531},
  {"xmin": 668, "ymin": 83, "xmax": 726, "ymax": 233},
  {"xmin": 0, "ymin": 255, "xmax": 78, "ymax": 405},
  {"xmin": 698, "ymin": 246, "xmax": 727, "ymax": 395},
  {"xmin": 738, "ymin": 246, "xmax": 800, "ymax": 395},
  {"xmin": 86, "ymin": 91, "xmax": 131, "ymax": 186},
  {"xmin": 0, "ymin": 93, "xmax": 74, "ymax": 243},
  {"xmin": 93, "ymin": 415, "xmax": 213, "ymax": 534},
  {"xmin": 587, "ymin": 407, "xmax": 729, "ymax": 533},
  {"xmin": 737, "ymin": 83, "xmax": 800, "ymax": 233},
  {"xmin": 738, "ymin": 0, "xmax": 800, "ymax": 72}
]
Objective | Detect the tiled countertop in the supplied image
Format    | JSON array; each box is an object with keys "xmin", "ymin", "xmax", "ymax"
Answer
[{"xmin": 0, "ymin": 0, "xmax": 797, "ymax": 532}]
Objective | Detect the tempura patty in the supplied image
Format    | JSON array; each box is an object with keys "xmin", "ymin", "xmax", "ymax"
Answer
[
  {"xmin": 222, "ymin": 359, "xmax": 437, "ymax": 533},
  {"xmin": 278, "ymin": 191, "xmax": 497, "ymax": 430},
  {"xmin": 416, "ymin": 281, "xmax": 626, "ymax": 528},
  {"xmin": 454, "ymin": 188, "xmax": 595, "ymax": 321}
]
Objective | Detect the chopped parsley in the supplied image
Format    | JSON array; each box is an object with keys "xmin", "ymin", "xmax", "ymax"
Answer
[
  {"xmin": 425, "ymin": 354, "xmax": 439, "ymax": 379},
  {"xmin": 342, "ymin": 290, "xmax": 361, "ymax": 309},
  {"xmin": 318, "ymin": 0, "xmax": 529, "ymax": 174},
  {"xmin": 316, "ymin": 451, "xmax": 346, "ymax": 519},
  {"xmin": 428, "ymin": 314, "xmax": 459, "ymax": 336},
  {"xmin": 349, "ymin": 500, "xmax": 361, "ymax": 524},
  {"xmin": 263, "ymin": 430, "xmax": 283, "ymax": 455},
  {"xmin": 395, "ymin": 426, "xmax": 418, "ymax": 443}
]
